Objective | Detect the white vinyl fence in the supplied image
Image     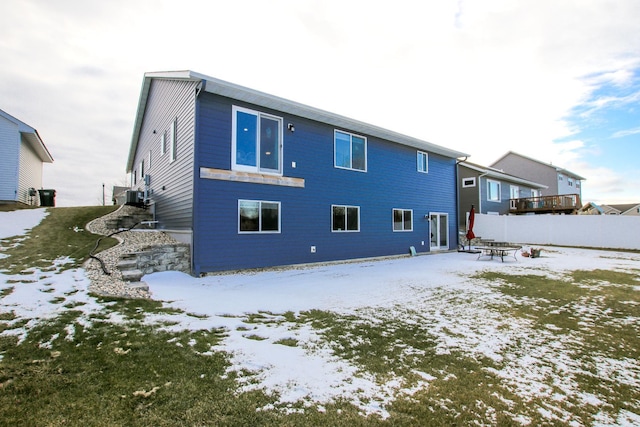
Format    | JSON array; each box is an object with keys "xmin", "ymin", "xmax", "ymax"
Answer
[{"xmin": 473, "ymin": 214, "xmax": 640, "ymax": 250}]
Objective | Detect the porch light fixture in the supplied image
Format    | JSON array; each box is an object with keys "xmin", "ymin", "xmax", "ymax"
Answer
[{"xmin": 287, "ymin": 123, "xmax": 295, "ymax": 132}]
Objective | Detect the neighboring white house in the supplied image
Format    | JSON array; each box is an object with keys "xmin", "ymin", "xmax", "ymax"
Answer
[{"xmin": 0, "ymin": 109, "xmax": 53, "ymax": 205}]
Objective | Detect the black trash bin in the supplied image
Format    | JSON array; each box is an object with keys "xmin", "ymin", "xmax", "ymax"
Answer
[{"xmin": 38, "ymin": 189, "xmax": 56, "ymax": 207}]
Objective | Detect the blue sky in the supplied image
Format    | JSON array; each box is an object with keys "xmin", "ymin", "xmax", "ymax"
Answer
[
  {"xmin": 558, "ymin": 68, "xmax": 640, "ymax": 199},
  {"xmin": 0, "ymin": 0, "xmax": 639, "ymax": 206}
]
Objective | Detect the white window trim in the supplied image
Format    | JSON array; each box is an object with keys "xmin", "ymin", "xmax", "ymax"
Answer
[
  {"xmin": 462, "ymin": 177, "xmax": 476, "ymax": 188},
  {"xmin": 510, "ymin": 185, "xmax": 519, "ymax": 199},
  {"xmin": 487, "ymin": 179, "xmax": 501, "ymax": 202},
  {"xmin": 160, "ymin": 132, "xmax": 166, "ymax": 156},
  {"xmin": 169, "ymin": 119, "xmax": 177, "ymax": 163},
  {"xmin": 331, "ymin": 204, "xmax": 361, "ymax": 232},
  {"xmin": 334, "ymin": 130, "xmax": 368, "ymax": 172},
  {"xmin": 139, "ymin": 160, "xmax": 144, "ymax": 181},
  {"xmin": 238, "ymin": 199, "xmax": 281, "ymax": 234},
  {"xmin": 232, "ymin": 105, "xmax": 283, "ymax": 175},
  {"xmin": 417, "ymin": 151, "xmax": 428, "ymax": 173},
  {"xmin": 393, "ymin": 208, "xmax": 413, "ymax": 232}
]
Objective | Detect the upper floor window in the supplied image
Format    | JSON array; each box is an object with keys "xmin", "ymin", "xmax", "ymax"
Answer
[
  {"xmin": 510, "ymin": 185, "xmax": 519, "ymax": 199},
  {"xmin": 233, "ymin": 106, "xmax": 282, "ymax": 174},
  {"xmin": 334, "ymin": 130, "xmax": 367, "ymax": 172},
  {"xmin": 568, "ymin": 178, "xmax": 574, "ymax": 187},
  {"xmin": 417, "ymin": 151, "xmax": 428, "ymax": 173},
  {"xmin": 487, "ymin": 179, "xmax": 501, "ymax": 202}
]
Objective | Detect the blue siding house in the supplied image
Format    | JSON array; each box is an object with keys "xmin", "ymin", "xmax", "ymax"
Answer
[{"xmin": 127, "ymin": 71, "xmax": 468, "ymax": 275}]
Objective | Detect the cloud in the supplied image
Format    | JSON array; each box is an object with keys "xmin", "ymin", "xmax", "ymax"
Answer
[
  {"xmin": 612, "ymin": 127, "xmax": 640, "ymax": 138},
  {"xmin": 1, "ymin": 0, "xmax": 640, "ymax": 205}
]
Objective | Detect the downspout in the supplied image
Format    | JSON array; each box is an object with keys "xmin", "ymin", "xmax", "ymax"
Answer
[
  {"xmin": 191, "ymin": 79, "xmax": 205, "ymax": 276},
  {"xmin": 477, "ymin": 171, "xmax": 489, "ymax": 215}
]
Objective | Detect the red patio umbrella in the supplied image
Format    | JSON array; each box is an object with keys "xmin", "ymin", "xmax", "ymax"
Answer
[{"xmin": 465, "ymin": 205, "xmax": 476, "ymax": 251}]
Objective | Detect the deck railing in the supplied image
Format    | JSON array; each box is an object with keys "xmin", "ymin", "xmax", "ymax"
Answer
[{"xmin": 509, "ymin": 194, "xmax": 581, "ymax": 214}]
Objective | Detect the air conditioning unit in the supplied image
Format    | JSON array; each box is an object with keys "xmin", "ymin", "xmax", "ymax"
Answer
[{"xmin": 125, "ymin": 190, "xmax": 144, "ymax": 206}]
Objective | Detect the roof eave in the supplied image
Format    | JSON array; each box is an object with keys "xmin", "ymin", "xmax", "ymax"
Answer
[
  {"xmin": 198, "ymin": 72, "xmax": 469, "ymax": 159},
  {"xmin": 22, "ymin": 130, "xmax": 54, "ymax": 163},
  {"xmin": 459, "ymin": 162, "xmax": 548, "ymax": 189},
  {"xmin": 127, "ymin": 70, "xmax": 469, "ymax": 173}
]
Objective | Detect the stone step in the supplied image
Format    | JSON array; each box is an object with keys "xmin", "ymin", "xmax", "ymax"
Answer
[
  {"xmin": 116, "ymin": 259, "xmax": 138, "ymax": 270},
  {"xmin": 127, "ymin": 281, "xmax": 149, "ymax": 292},
  {"xmin": 121, "ymin": 269, "xmax": 144, "ymax": 282}
]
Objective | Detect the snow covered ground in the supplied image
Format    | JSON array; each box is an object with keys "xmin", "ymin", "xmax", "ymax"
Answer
[{"xmin": 1, "ymin": 209, "xmax": 639, "ymax": 425}]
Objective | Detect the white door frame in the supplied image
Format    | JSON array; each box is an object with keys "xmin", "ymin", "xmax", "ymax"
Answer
[{"xmin": 429, "ymin": 212, "xmax": 449, "ymax": 251}]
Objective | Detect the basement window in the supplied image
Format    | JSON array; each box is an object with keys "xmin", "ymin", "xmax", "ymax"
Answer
[
  {"xmin": 238, "ymin": 200, "xmax": 281, "ymax": 233},
  {"xmin": 332, "ymin": 205, "xmax": 360, "ymax": 232}
]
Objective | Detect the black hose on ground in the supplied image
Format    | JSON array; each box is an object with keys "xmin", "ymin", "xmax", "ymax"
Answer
[{"xmin": 89, "ymin": 222, "xmax": 146, "ymax": 275}]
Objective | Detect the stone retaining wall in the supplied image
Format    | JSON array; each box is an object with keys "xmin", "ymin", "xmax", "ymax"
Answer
[{"xmin": 123, "ymin": 243, "xmax": 191, "ymax": 276}]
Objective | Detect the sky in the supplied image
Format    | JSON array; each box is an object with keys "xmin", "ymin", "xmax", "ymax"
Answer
[
  {"xmin": 1, "ymin": 209, "xmax": 639, "ymax": 424},
  {"xmin": 1, "ymin": 0, "xmax": 639, "ymax": 206}
]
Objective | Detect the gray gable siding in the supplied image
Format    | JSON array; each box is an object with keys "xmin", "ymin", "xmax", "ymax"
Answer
[
  {"xmin": 131, "ymin": 78, "xmax": 199, "ymax": 230},
  {"xmin": 0, "ymin": 115, "xmax": 19, "ymax": 201},
  {"xmin": 492, "ymin": 152, "xmax": 584, "ymax": 199},
  {"xmin": 492, "ymin": 155, "xmax": 558, "ymax": 194}
]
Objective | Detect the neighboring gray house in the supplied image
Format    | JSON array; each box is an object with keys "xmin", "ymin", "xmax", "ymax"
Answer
[
  {"xmin": 491, "ymin": 151, "xmax": 585, "ymax": 199},
  {"xmin": 0, "ymin": 109, "xmax": 53, "ymax": 205},
  {"xmin": 457, "ymin": 161, "xmax": 547, "ymax": 229},
  {"xmin": 112, "ymin": 186, "xmax": 129, "ymax": 205},
  {"xmin": 581, "ymin": 202, "xmax": 640, "ymax": 216},
  {"xmin": 602, "ymin": 203, "xmax": 640, "ymax": 216}
]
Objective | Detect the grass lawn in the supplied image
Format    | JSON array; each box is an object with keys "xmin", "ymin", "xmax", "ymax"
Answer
[
  {"xmin": 1, "ymin": 207, "xmax": 639, "ymax": 426},
  {"xmin": 0, "ymin": 206, "xmax": 118, "ymax": 274}
]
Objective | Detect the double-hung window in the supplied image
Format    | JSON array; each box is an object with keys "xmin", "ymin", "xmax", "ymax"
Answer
[
  {"xmin": 238, "ymin": 200, "xmax": 280, "ymax": 233},
  {"xmin": 487, "ymin": 180, "xmax": 501, "ymax": 202},
  {"xmin": 233, "ymin": 106, "xmax": 282, "ymax": 174},
  {"xmin": 417, "ymin": 151, "xmax": 428, "ymax": 173},
  {"xmin": 334, "ymin": 130, "xmax": 366, "ymax": 171},
  {"xmin": 332, "ymin": 205, "xmax": 360, "ymax": 232},
  {"xmin": 393, "ymin": 209, "xmax": 413, "ymax": 231}
]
